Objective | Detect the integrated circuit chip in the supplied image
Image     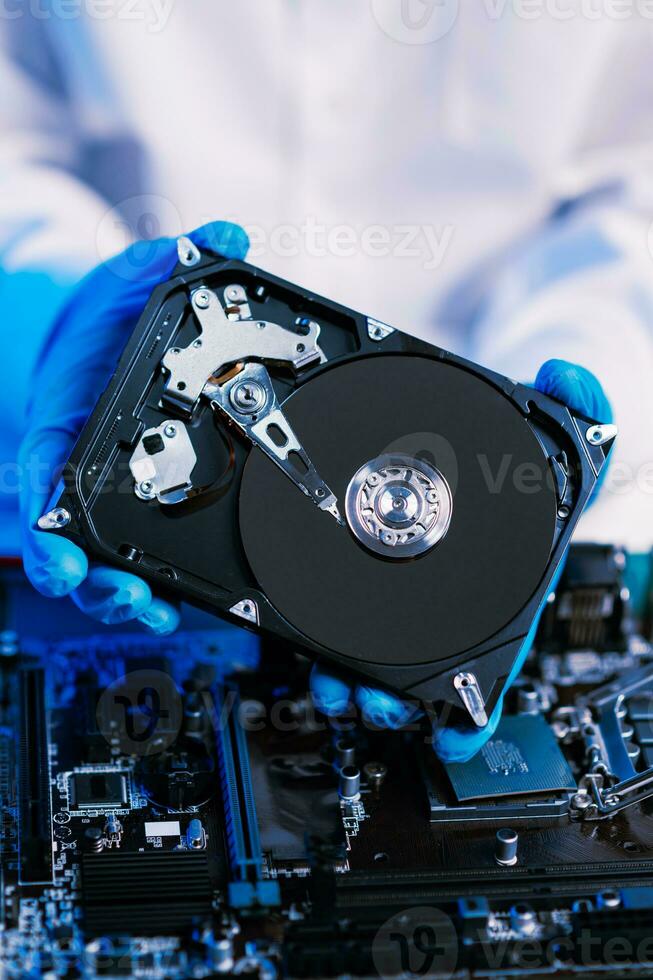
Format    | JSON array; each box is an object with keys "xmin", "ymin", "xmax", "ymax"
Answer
[
  {"xmin": 71, "ymin": 771, "xmax": 128, "ymax": 809},
  {"xmin": 444, "ymin": 715, "xmax": 576, "ymax": 801}
]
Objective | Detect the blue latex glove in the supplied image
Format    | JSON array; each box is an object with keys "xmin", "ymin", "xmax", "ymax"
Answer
[
  {"xmin": 18, "ymin": 221, "xmax": 249, "ymax": 635},
  {"xmin": 311, "ymin": 358, "xmax": 612, "ymax": 763}
]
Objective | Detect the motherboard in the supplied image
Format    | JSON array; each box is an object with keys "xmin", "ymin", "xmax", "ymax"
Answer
[{"xmin": 2, "ymin": 544, "xmax": 653, "ymax": 979}]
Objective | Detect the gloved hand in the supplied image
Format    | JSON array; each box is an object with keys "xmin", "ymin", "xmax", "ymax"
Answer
[
  {"xmin": 310, "ymin": 358, "xmax": 612, "ymax": 763},
  {"xmin": 18, "ymin": 220, "xmax": 249, "ymax": 635}
]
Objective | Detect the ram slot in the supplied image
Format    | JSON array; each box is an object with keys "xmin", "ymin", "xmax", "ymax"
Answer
[{"xmin": 214, "ymin": 682, "xmax": 279, "ymax": 907}]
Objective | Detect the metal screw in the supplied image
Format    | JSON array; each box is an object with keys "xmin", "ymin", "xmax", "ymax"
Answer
[
  {"xmin": 37, "ymin": 507, "xmax": 71, "ymax": 530},
  {"xmin": 164, "ymin": 424, "xmax": 177, "ymax": 438},
  {"xmin": 229, "ymin": 379, "xmax": 267, "ymax": 415},
  {"xmin": 138, "ymin": 480, "xmax": 156, "ymax": 499},
  {"xmin": 176, "ymin": 236, "xmax": 201, "ymax": 267},
  {"xmin": 571, "ymin": 791, "xmax": 591, "ymax": 811},
  {"xmin": 194, "ymin": 290, "xmax": 211, "ymax": 309},
  {"xmin": 226, "ymin": 285, "xmax": 245, "ymax": 302}
]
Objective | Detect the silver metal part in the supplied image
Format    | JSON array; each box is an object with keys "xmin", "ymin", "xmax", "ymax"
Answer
[
  {"xmin": 129, "ymin": 420, "xmax": 197, "ymax": 505},
  {"xmin": 207, "ymin": 362, "xmax": 343, "ymax": 523},
  {"xmin": 585, "ymin": 423, "xmax": 618, "ymax": 447},
  {"xmin": 558, "ymin": 665, "xmax": 653, "ymax": 820},
  {"xmin": 335, "ymin": 739, "xmax": 356, "ymax": 769},
  {"xmin": 223, "ymin": 283, "xmax": 252, "ymax": 319},
  {"xmin": 177, "ymin": 236, "xmax": 201, "ymax": 267},
  {"xmin": 495, "ymin": 828, "xmax": 518, "ymax": 866},
  {"xmin": 229, "ymin": 598, "xmax": 260, "ymax": 626},
  {"xmin": 366, "ymin": 317, "xmax": 395, "ymax": 342},
  {"xmin": 37, "ymin": 507, "xmax": 71, "ymax": 530},
  {"xmin": 345, "ymin": 453, "xmax": 452, "ymax": 558},
  {"xmin": 363, "ymin": 761, "xmax": 388, "ymax": 791},
  {"xmin": 581, "ymin": 768, "xmax": 653, "ymax": 820},
  {"xmin": 229, "ymin": 378, "xmax": 267, "ymax": 415},
  {"xmin": 159, "ymin": 286, "xmax": 341, "ymax": 522},
  {"xmin": 338, "ymin": 765, "xmax": 361, "ymax": 801},
  {"xmin": 453, "ymin": 671, "xmax": 489, "ymax": 728},
  {"xmin": 162, "ymin": 287, "xmax": 325, "ymax": 411}
]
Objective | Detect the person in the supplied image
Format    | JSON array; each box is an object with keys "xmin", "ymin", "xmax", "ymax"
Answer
[{"xmin": 2, "ymin": 3, "xmax": 650, "ymax": 760}]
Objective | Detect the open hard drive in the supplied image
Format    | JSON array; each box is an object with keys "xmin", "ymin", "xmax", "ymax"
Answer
[{"xmin": 41, "ymin": 240, "xmax": 616, "ymax": 728}]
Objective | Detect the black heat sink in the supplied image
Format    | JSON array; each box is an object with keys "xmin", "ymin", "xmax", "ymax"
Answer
[{"xmin": 81, "ymin": 851, "xmax": 213, "ymax": 935}]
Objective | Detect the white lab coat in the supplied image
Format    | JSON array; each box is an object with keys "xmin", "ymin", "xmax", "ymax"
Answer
[{"xmin": 1, "ymin": 1, "xmax": 652, "ymax": 552}]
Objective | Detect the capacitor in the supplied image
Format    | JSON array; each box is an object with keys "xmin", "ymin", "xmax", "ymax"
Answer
[
  {"xmin": 211, "ymin": 938, "xmax": 234, "ymax": 973},
  {"xmin": 183, "ymin": 692, "xmax": 204, "ymax": 735},
  {"xmin": 509, "ymin": 902, "xmax": 537, "ymax": 934},
  {"xmin": 363, "ymin": 761, "xmax": 388, "ymax": 791},
  {"xmin": 517, "ymin": 685, "xmax": 540, "ymax": 714},
  {"xmin": 494, "ymin": 827, "xmax": 518, "ymax": 866},
  {"xmin": 104, "ymin": 814, "xmax": 122, "ymax": 838},
  {"xmin": 598, "ymin": 889, "xmax": 621, "ymax": 909},
  {"xmin": 338, "ymin": 765, "xmax": 361, "ymax": 800},
  {"xmin": 186, "ymin": 818, "xmax": 205, "ymax": 849},
  {"xmin": 0, "ymin": 630, "xmax": 18, "ymax": 658},
  {"xmin": 334, "ymin": 738, "xmax": 356, "ymax": 769}
]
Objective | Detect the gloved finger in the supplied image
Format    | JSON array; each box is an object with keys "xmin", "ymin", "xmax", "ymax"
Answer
[
  {"xmin": 432, "ymin": 696, "xmax": 504, "ymax": 764},
  {"xmin": 534, "ymin": 358, "xmax": 612, "ymax": 422},
  {"xmin": 354, "ymin": 685, "xmax": 423, "ymax": 730},
  {"xmin": 20, "ymin": 430, "xmax": 88, "ymax": 597},
  {"xmin": 535, "ymin": 358, "xmax": 612, "ymax": 507},
  {"xmin": 24, "ymin": 527, "xmax": 88, "ymax": 598},
  {"xmin": 20, "ymin": 220, "xmax": 248, "ymax": 599},
  {"xmin": 310, "ymin": 663, "xmax": 422, "ymax": 729},
  {"xmin": 432, "ymin": 560, "xmax": 566, "ymax": 763},
  {"xmin": 137, "ymin": 597, "xmax": 181, "ymax": 636},
  {"xmin": 71, "ymin": 566, "xmax": 153, "ymax": 625},
  {"xmin": 310, "ymin": 663, "xmax": 354, "ymax": 716},
  {"xmin": 188, "ymin": 221, "xmax": 249, "ymax": 261}
]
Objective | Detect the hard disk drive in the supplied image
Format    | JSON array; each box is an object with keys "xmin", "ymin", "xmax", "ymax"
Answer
[{"xmin": 41, "ymin": 242, "xmax": 615, "ymax": 728}]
